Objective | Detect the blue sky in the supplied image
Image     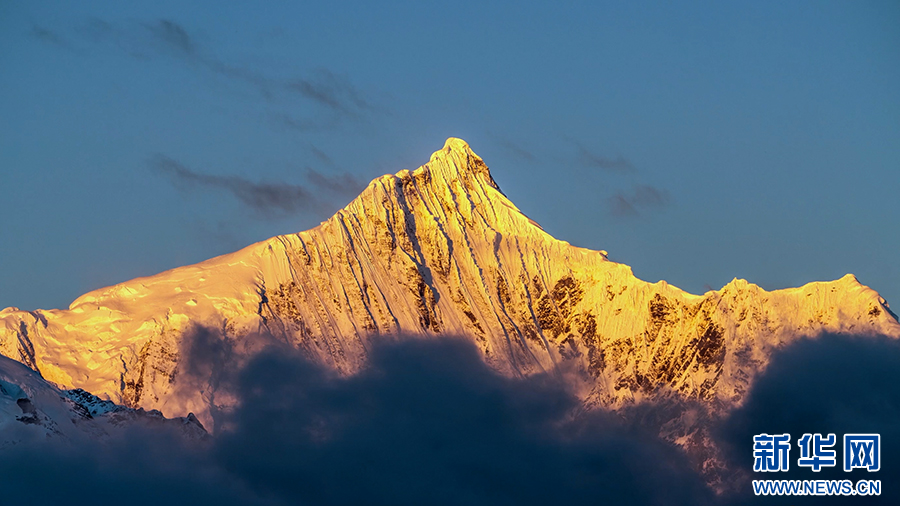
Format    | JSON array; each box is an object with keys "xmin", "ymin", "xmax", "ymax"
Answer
[{"xmin": 1, "ymin": 1, "xmax": 898, "ymax": 311}]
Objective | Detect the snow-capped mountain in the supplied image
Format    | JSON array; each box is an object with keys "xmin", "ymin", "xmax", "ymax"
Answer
[
  {"xmin": 1, "ymin": 138, "xmax": 898, "ymax": 431},
  {"xmin": 0, "ymin": 352, "xmax": 205, "ymax": 446}
]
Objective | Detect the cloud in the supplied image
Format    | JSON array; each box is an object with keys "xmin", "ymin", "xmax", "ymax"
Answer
[
  {"xmin": 715, "ymin": 333, "xmax": 900, "ymax": 504},
  {"xmin": 0, "ymin": 332, "xmax": 715, "ymax": 505},
  {"xmin": 490, "ymin": 135, "xmax": 536, "ymax": 161},
  {"xmin": 0, "ymin": 426, "xmax": 262, "ymax": 506},
  {"xmin": 151, "ymin": 155, "xmax": 363, "ymax": 218},
  {"xmin": 6, "ymin": 327, "xmax": 896, "ymax": 505},
  {"xmin": 140, "ymin": 19, "xmax": 278, "ymax": 98},
  {"xmin": 144, "ymin": 18, "xmax": 196, "ymax": 56},
  {"xmin": 576, "ymin": 143, "xmax": 636, "ymax": 173},
  {"xmin": 186, "ymin": 220, "xmax": 254, "ymax": 252},
  {"xmin": 304, "ymin": 168, "xmax": 364, "ymax": 198},
  {"xmin": 209, "ymin": 333, "xmax": 714, "ymax": 505},
  {"xmin": 287, "ymin": 69, "xmax": 375, "ymax": 115},
  {"xmin": 29, "ymin": 25, "xmax": 71, "ymax": 49},
  {"xmin": 309, "ymin": 145, "xmax": 335, "ymax": 166},
  {"xmin": 609, "ymin": 185, "xmax": 671, "ymax": 217},
  {"xmin": 80, "ymin": 18, "xmax": 379, "ymax": 118},
  {"xmin": 152, "ymin": 155, "xmax": 316, "ymax": 217}
]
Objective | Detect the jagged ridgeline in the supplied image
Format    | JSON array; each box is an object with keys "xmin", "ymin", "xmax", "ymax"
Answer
[{"xmin": 1, "ymin": 138, "xmax": 898, "ymax": 429}]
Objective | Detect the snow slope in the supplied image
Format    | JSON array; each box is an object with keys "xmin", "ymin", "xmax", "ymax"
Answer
[
  {"xmin": 1, "ymin": 138, "xmax": 897, "ymax": 430},
  {"xmin": 0, "ymin": 352, "xmax": 205, "ymax": 447}
]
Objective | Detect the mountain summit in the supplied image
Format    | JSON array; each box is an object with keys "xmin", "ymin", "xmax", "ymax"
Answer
[{"xmin": 2, "ymin": 139, "xmax": 898, "ymax": 430}]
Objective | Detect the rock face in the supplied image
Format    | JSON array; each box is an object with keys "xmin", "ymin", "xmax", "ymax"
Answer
[{"xmin": 1, "ymin": 138, "xmax": 898, "ymax": 430}]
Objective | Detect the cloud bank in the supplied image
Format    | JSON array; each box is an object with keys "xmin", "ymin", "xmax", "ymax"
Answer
[
  {"xmin": 716, "ymin": 333, "xmax": 900, "ymax": 504},
  {"xmin": 0, "ymin": 334, "xmax": 712, "ymax": 506},
  {"xmin": 3, "ymin": 320, "xmax": 897, "ymax": 505}
]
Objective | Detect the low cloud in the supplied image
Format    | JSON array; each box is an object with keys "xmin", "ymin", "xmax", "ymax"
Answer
[
  {"xmin": 213, "ymin": 337, "xmax": 713, "ymax": 505},
  {"xmin": 609, "ymin": 185, "xmax": 671, "ymax": 217},
  {"xmin": 6, "ymin": 324, "xmax": 896, "ymax": 504},
  {"xmin": 151, "ymin": 155, "xmax": 363, "ymax": 218},
  {"xmin": 716, "ymin": 333, "xmax": 900, "ymax": 503},
  {"xmin": 0, "ymin": 331, "xmax": 714, "ymax": 505}
]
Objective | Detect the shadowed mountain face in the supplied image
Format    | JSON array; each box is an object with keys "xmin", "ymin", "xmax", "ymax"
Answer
[{"xmin": 1, "ymin": 138, "xmax": 898, "ymax": 432}]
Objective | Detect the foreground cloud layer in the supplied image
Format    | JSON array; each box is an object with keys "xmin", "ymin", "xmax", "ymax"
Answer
[
  {"xmin": 0, "ymin": 336, "xmax": 712, "ymax": 506},
  {"xmin": 717, "ymin": 334, "xmax": 900, "ymax": 504},
  {"xmin": 2, "ymin": 331, "xmax": 898, "ymax": 505}
]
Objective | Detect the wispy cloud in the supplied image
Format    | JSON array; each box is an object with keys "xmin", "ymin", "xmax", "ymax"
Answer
[
  {"xmin": 304, "ymin": 169, "xmax": 363, "ymax": 198},
  {"xmin": 144, "ymin": 19, "xmax": 195, "ymax": 56},
  {"xmin": 576, "ymin": 143, "xmax": 637, "ymax": 173},
  {"xmin": 287, "ymin": 69, "xmax": 375, "ymax": 116},
  {"xmin": 80, "ymin": 18, "xmax": 381, "ymax": 119},
  {"xmin": 151, "ymin": 155, "xmax": 363, "ymax": 218},
  {"xmin": 609, "ymin": 185, "xmax": 671, "ymax": 217},
  {"xmin": 309, "ymin": 145, "xmax": 334, "ymax": 166},
  {"xmin": 29, "ymin": 25, "xmax": 72, "ymax": 50},
  {"xmin": 490, "ymin": 135, "xmax": 536, "ymax": 161}
]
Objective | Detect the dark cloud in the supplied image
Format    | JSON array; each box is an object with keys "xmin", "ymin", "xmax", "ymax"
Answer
[
  {"xmin": 4, "ymin": 314, "xmax": 896, "ymax": 506},
  {"xmin": 151, "ymin": 155, "xmax": 362, "ymax": 218},
  {"xmin": 610, "ymin": 185, "xmax": 671, "ymax": 217},
  {"xmin": 576, "ymin": 143, "xmax": 636, "ymax": 173},
  {"xmin": 10, "ymin": 326, "xmax": 896, "ymax": 504},
  {"xmin": 0, "ymin": 330, "xmax": 715, "ymax": 505},
  {"xmin": 0, "ymin": 425, "xmax": 262, "ymax": 506},
  {"xmin": 215, "ymin": 338, "xmax": 714, "ymax": 505},
  {"xmin": 716, "ymin": 334, "xmax": 900, "ymax": 504},
  {"xmin": 210, "ymin": 332, "xmax": 713, "ymax": 505}
]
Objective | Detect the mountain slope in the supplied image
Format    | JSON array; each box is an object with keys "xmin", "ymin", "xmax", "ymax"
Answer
[
  {"xmin": 2, "ymin": 138, "xmax": 898, "ymax": 430},
  {"xmin": 0, "ymin": 352, "xmax": 205, "ymax": 446}
]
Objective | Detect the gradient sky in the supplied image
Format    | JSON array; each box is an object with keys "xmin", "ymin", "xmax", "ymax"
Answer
[{"xmin": 1, "ymin": 1, "xmax": 898, "ymax": 311}]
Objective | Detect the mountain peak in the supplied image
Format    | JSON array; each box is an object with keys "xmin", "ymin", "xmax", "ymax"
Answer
[
  {"xmin": 2, "ymin": 138, "xmax": 898, "ymax": 434},
  {"xmin": 423, "ymin": 137, "xmax": 499, "ymax": 191},
  {"xmin": 331, "ymin": 138, "xmax": 544, "ymax": 258},
  {"xmin": 432, "ymin": 137, "xmax": 474, "ymax": 159}
]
